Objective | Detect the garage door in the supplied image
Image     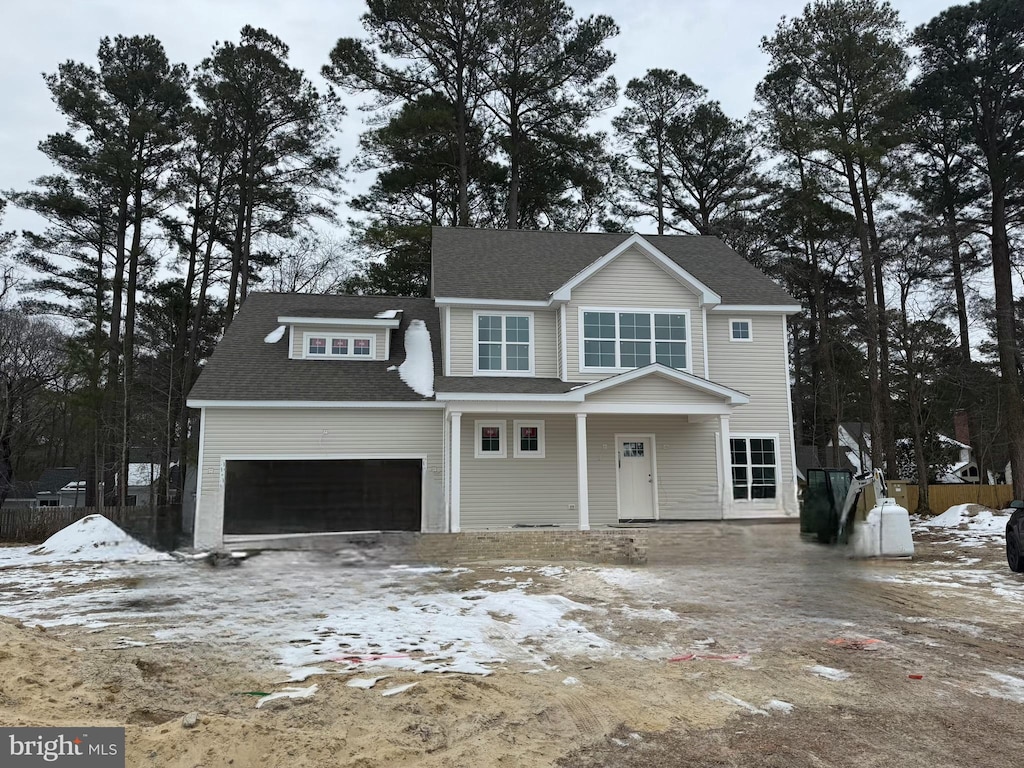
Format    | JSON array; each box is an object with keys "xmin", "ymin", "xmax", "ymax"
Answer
[{"xmin": 223, "ymin": 459, "xmax": 422, "ymax": 535}]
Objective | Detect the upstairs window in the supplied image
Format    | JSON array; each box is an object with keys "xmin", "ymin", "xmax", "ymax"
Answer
[
  {"xmin": 305, "ymin": 333, "xmax": 375, "ymax": 359},
  {"xmin": 730, "ymin": 319, "xmax": 752, "ymax": 342},
  {"xmin": 581, "ymin": 309, "xmax": 688, "ymax": 371},
  {"xmin": 475, "ymin": 313, "xmax": 533, "ymax": 375}
]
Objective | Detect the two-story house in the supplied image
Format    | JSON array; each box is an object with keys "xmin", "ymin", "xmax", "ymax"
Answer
[{"xmin": 187, "ymin": 228, "xmax": 801, "ymax": 549}]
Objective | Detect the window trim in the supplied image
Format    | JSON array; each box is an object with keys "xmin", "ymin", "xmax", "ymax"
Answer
[
  {"xmin": 730, "ymin": 433, "xmax": 781, "ymax": 503},
  {"xmin": 303, "ymin": 332, "xmax": 376, "ymax": 360},
  {"xmin": 577, "ymin": 306, "xmax": 692, "ymax": 374},
  {"xmin": 474, "ymin": 420, "xmax": 507, "ymax": 459},
  {"xmin": 472, "ymin": 311, "xmax": 535, "ymax": 377},
  {"xmin": 730, "ymin": 318, "xmax": 753, "ymax": 342},
  {"xmin": 513, "ymin": 420, "xmax": 546, "ymax": 459},
  {"xmin": 37, "ymin": 498, "xmax": 60, "ymax": 508}
]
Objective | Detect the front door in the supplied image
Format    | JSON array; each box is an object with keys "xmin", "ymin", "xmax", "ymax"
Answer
[{"xmin": 616, "ymin": 435, "xmax": 657, "ymax": 520}]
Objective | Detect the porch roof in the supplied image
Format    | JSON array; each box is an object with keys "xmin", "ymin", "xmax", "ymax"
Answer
[{"xmin": 435, "ymin": 364, "xmax": 749, "ymax": 410}]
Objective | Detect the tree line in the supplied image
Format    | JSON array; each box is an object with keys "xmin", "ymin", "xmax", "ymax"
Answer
[{"xmin": 0, "ymin": 0, "xmax": 1022, "ymax": 512}]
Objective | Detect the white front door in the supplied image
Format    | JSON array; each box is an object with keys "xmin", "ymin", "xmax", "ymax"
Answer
[{"xmin": 616, "ymin": 435, "xmax": 657, "ymax": 519}]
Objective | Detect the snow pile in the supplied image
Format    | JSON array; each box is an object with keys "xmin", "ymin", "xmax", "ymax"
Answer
[
  {"xmin": 392, "ymin": 319, "xmax": 434, "ymax": 397},
  {"xmin": 919, "ymin": 504, "xmax": 1009, "ymax": 535},
  {"xmin": 374, "ymin": 309, "xmax": 402, "ymax": 319},
  {"xmin": 264, "ymin": 325, "xmax": 287, "ymax": 344},
  {"xmin": 30, "ymin": 515, "xmax": 170, "ymax": 563},
  {"xmin": 807, "ymin": 665, "xmax": 850, "ymax": 681}
]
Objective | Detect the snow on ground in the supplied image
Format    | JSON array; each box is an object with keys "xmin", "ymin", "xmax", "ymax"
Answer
[
  {"xmin": 919, "ymin": 504, "xmax": 1009, "ymax": 535},
  {"xmin": 977, "ymin": 672, "xmax": 1024, "ymax": 703},
  {"xmin": 18, "ymin": 515, "xmax": 171, "ymax": 563},
  {"xmin": 807, "ymin": 665, "xmax": 850, "ymax": 681},
  {"xmin": 0, "ymin": 551, "xmax": 659, "ymax": 681}
]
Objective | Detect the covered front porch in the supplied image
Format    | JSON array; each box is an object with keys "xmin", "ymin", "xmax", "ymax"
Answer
[{"xmin": 437, "ymin": 366, "xmax": 792, "ymax": 532}]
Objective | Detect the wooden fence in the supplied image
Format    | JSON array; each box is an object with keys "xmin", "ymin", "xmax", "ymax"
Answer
[
  {"xmin": 858, "ymin": 482, "xmax": 1015, "ymax": 515},
  {"xmin": 0, "ymin": 505, "xmax": 182, "ymax": 548}
]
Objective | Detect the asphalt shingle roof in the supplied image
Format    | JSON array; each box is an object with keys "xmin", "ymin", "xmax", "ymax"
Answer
[
  {"xmin": 434, "ymin": 377, "xmax": 575, "ymax": 395},
  {"xmin": 188, "ymin": 294, "xmax": 441, "ymax": 403},
  {"xmin": 36, "ymin": 468, "xmax": 81, "ymax": 494},
  {"xmin": 431, "ymin": 227, "xmax": 797, "ymax": 305}
]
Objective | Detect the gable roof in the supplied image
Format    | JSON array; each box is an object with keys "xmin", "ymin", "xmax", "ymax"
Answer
[
  {"xmin": 431, "ymin": 227, "xmax": 797, "ymax": 306},
  {"xmin": 188, "ymin": 293, "xmax": 441, "ymax": 404},
  {"xmin": 6, "ymin": 480, "xmax": 41, "ymax": 499},
  {"xmin": 36, "ymin": 467, "xmax": 82, "ymax": 494}
]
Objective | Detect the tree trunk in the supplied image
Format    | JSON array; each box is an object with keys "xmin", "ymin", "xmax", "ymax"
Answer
[
  {"xmin": 990, "ymin": 186, "xmax": 1024, "ymax": 498},
  {"xmin": 842, "ymin": 153, "xmax": 883, "ymax": 476}
]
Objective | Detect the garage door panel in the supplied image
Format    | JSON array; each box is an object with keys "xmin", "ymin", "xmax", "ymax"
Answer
[{"xmin": 223, "ymin": 459, "xmax": 422, "ymax": 534}]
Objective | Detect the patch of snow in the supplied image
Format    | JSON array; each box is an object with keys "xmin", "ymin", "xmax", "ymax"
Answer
[
  {"xmin": 767, "ymin": 699, "xmax": 794, "ymax": 713},
  {"xmin": 347, "ymin": 675, "xmax": 390, "ymax": 689},
  {"xmin": 381, "ymin": 682, "xmax": 418, "ymax": 697},
  {"xmin": 709, "ymin": 691, "xmax": 768, "ymax": 715},
  {"xmin": 808, "ymin": 665, "xmax": 850, "ymax": 681},
  {"xmin": 562, "ymin": 676, "xmax": 580, "ymax": 686},
  {"xmin": 978, "ymin": 672, "xmax": 1024, "ymax": 703},
  {"xmin": 921, "ymin": 504, "xmax": 1008, "ymax": 534},
  {"xmin": 255, "ymin": 684, "xmax": 318, "ymax": 708},
  {"xmin": 29, "ymin": 515, "xmax": 171, "ymax": 563},
  {"xmin": 395, "ymin": 319, "xmax": 434, "ymax": 397},
  {"xmin": 264, "ymin": 325, "xmax": 287, "ymax": 344},
  {"xmin": 374, "ymin": 309, "xmax": 402, "ymax": 319}
]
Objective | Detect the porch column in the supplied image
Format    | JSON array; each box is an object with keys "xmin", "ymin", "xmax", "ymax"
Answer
[
  {"xmin": 450, "ymin": 411, "xmax": 462, "ymax": 533},
  {"xmin": 719, "ymin": 414, "xmax": 732, "ymax": 518},
  {"xmin": 576, "ymin": 413, "xmax": 590, "ymax": 530}
]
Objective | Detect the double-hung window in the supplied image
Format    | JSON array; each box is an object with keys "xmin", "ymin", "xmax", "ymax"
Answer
[
  {"xmin": 731, "ymin": 436, "xmax": 778, "ymax": 500},
  {"xmin": 305, "ymin": 333, "xmax": 375, "ymax": 359},
  {"xmin": 475, "ymin": 313, "xmax": 533, "ymax": 375},
  {"xmin": 581, "ymin": 309, "xmax": 688, "ymax": 371}
]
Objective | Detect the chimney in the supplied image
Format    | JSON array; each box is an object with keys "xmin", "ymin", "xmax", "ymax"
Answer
[{"xmin": 953, "ymin": 410, "xmax": 970, "ymax": 446}]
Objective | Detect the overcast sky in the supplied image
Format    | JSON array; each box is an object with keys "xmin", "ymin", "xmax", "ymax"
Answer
[{"xmin": 1, "ymin": 0, "xmax": 955, "ymax": 235}]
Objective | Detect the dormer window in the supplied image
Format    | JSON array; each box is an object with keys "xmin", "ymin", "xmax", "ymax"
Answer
[
  {"xmin": 305, "ymin": 333, "xmax": 375, "ymax": 359},
  {"xmin": 473, "ymin": 312, "xmax": 534, "ymax": 375}
]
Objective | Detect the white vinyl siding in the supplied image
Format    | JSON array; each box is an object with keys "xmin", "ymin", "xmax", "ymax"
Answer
[
  {"xmin": 585, "ymin": 376, "xmax": 724, "ymax": 405},
  {"xmin": 587, "ymin": 416, "xmax": 721, "ymax": 524},
  {"xmin": 565, "ymin": 247, "xmax": 704, "ymax": 381},
  {"xmin": 456, "ymin": 413, "xmax": 721, "ymax": 528},
  {"xmin": 195, "ymin": 408, "xmax": 445, "ymax": 548},
  {"xmin": 707, "ymin": 314, "xmax": 797, "ymax": 515},
  {"xmin": 459, "ymin": 414, "xmax": 579, "ymax": 528},
  {"xmin": 449, "ymin": 307, "xmax": 558, "ymax": 377},
  {"xmin": 290, "ymin": 324, "xmax": 387, "ymax": 360}
]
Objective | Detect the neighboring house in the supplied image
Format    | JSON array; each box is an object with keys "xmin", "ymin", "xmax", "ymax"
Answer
[
  {"xmin": 822, "ymin": 420, "xmax": 983, "ymax": 484},
  {"xmin": 187, "ymin": 228, "xmax": 801, "ymax": 549},
  {"xmin": 35, "ymin": 467, "xmax": 84, "ymax": 508},
  {"xmin": 1, "ymin": 480, "xmax": 42, "ymax": 510}
]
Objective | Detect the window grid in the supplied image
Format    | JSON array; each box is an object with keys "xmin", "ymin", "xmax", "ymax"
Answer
[
  {"xmin": 305, "ymin": 333, "xmax": 374, "ymax": 359},
  {"xmin": 730, "ymin": 319, "xmax": 753, "ymax": 342},
  {"xmin": 476, "ymin": 313, "xmax": 532, "ymax": 374},
  {"xmin": 581, "ymin": 310, "xmax": 688, "ymax": 371},
  {"xmin": 475, "ymin": 421, "xmax": 507, "ymax": 458},
  {"xmin": 513, "ymin": 420, "xmax": 545, "ymax": 458},
  {"xmin": 731, "ymin": 436, "xmax": 777, "ymax": 501}
]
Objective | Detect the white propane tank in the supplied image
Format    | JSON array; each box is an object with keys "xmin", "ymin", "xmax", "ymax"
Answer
[{"xmin": 851, "ymin": 497, "xmax": 915, "ymax": 558}]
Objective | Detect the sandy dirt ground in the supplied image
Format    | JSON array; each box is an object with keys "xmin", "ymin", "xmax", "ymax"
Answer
[{"xmin": 2, "ymin": 519, "xmax": 1023, "ymax": 767}]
